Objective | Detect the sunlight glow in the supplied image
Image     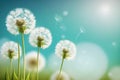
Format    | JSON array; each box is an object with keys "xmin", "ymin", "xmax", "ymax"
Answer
[{"xmin": 100, "ymin": 4, "xmax": 111, "ymax": 15}]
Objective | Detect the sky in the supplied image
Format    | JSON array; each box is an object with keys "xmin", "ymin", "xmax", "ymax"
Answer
[{"xmin": 0, "ymin": 0, "xmax": 120, "ymax": 79}]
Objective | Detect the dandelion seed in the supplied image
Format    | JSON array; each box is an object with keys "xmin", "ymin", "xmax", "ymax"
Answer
[
  {"xmin": 60, "ymin": 25, "xmax": 66, "ymax": 31},
  {"xmin": 112, "ymin": 42, "xmax": 117, "ymax": 47},
  {"xmin": 50, "ymin": 71, "xmax": 70, "ymax": 80},
  {"xmin": 61, "ymin": 35, "xmax": 66, "ymax": 39},
  {"xmin": 55, "ymin": 14, "xmax": 63, "ymax": 22},
  {"xmin": 79, "ymin": 26, "xmax": 86, "ymax": 33},
  {"xmin": 63, "ymin": 11, "xmax": 68, "ymax": 16},
  {"xmin": 75, "ymin": 26, "xmax": 86, "ymax": 40},
  {"xmin": 25, "ymin": 51, "xmax": 45, "ymax": 72}
]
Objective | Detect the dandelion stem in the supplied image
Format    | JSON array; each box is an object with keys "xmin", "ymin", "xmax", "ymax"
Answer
[
  {"xmin": 21, "ymin": 33, "xmax": 26, "ymax": 80},
  {"xmin": 10, "ymin": 59, "xmax": 12, "ymax": 79},
  {"xmin": 18, "ymin": 43, "xmax": 20, "ymax": 80},
  {"xmin": 10, "ymin": 59, "xmax": 12, "ymax": 72},
  {"xmin": 58, "ymin": 56, "xmax": 65, "ymax": 80},
  {"xmin": 37, "ymin": 47, "xmax": 40, "ymax": 80},
  {"xmin": 31, "ymin": 71, "xmax": 34, "ymax": 80}
]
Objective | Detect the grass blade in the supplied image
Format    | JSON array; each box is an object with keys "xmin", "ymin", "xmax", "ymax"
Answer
[
  {"xmin": 14, "ymin": 70, "xmax": 18, "ymax": 80},
  {"xmin": 26, "ymin": 73, "xmax": 30, "ymax": 80}
]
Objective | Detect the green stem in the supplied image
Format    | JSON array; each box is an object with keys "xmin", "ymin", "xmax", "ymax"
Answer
[
  {"xmin": 21, "ymin": 33, "xmax": 26, "ymax": 80},
  {"xmin": 37, "ymin": 47, "xmax": 40, "ymax": 80},
  {"xmin": 58, "ymin": 57, "xmax": 65, "ymax": 80},
  {"xmin": 10, "ymin": 59, "xmax": 12, "ymax": 72},
  {"xmin": 18, "ymin": 43, "xmax": 20, "ymax": 80},
  {"xmin": 10, "ymin": 59, "xmax": 12, "ymax": 79},
  {"xmin": 31, "ymin": 71, "xmax": 34, "ymax": 80}
]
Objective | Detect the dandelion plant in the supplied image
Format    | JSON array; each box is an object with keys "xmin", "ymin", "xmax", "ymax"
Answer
[
  {"xmin": 1, "ymin": 41, "xmax": 21, "ymax": 79},
  {"xmin": 25, "ymin": 51, "xmax": 45, "ymax": 80},
  {"xmin": 29, "ymin": 27, "xmax": 52, "ymax": 80},
  {"xmin": 55, "ymin": 40, "xmax": 76, "ymax": 80},
  {"xmin": 6, "ymin": 8, "xmax": 36, "ymax": 80}
]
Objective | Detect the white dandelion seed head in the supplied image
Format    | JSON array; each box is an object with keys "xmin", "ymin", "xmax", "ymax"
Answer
[
  {"xmin": 6, "ymin": 8, "xmax": 36, "ymax": 35},
  {"xmin": 55, "ymin": 40, "xmax": 76, "ymax": 60},
  {"xmin": 0, "ymin": 41, "xmax": 21, "ymax": 60},
  {"xmin": 25, "ymin": 51, "xmax": 45, "ymax": 72},
  {"xmin": 29, "ymin": 27, "xmax": 52, "ymax": 49},
  {"xmin": 50, "ymin": 71, "xmax": 70, "ymax": 80}
]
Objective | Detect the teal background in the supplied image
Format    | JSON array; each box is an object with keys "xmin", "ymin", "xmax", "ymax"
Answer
[{"xmin": 0, "ymin": 0, "xmax": 120, "ymax": 70}]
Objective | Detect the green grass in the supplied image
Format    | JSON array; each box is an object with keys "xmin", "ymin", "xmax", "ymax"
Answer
[{"xmin": 0, "ymin": 62, "xmax": 111, "ymax": 80}]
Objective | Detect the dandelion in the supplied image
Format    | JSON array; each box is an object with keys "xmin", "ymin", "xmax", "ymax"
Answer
[
  {"xmin": 0, "ymin": 41, "xmax": 21, "ymax": 75},
  {"xmin": 29, "ymin": 27, "xmax": 52, "ymax": 48},
  {"xmin": 55, "ymin": 40, "xmax": 76, "ymax": 80},
  {"xmin": 25, "ymin": 51, "xmax": 45, "ymax": 72},
  {"xmin": 25, "ymin": 51, "xmax": 45, "ymax": 79},
  {"xmin": 6, "ymin": 8, "xmax": 36, "ymax": 35},
  {"xmin": 50, "ymin": 71, "xmax": 70, "ymax": 80},
  {"xmin": 55, "ymin": 40, "xmax": 76, "ymax": 60},
  {"xmin": 29, "ymin": 27, "xmax": 52, "ymax": 80},
  {"xmin": 6, "ymin": 8, "xmax": 36, "ymax": 80}
]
